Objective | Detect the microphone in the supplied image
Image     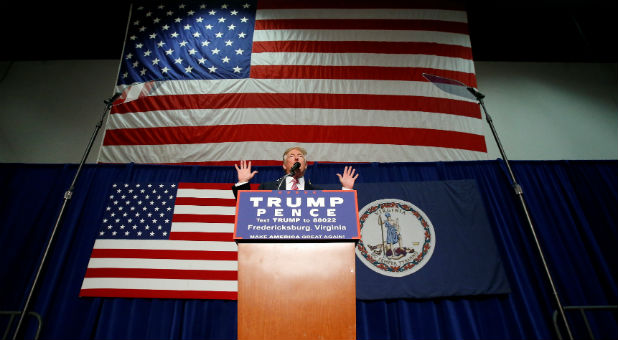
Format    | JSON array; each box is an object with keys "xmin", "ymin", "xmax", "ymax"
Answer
[
  {"xmin": 467, "ymin": 87, "xmax": 485, "ymax": 100},
  {"xmin": 276, "ymin": 162, "xmax": 303, "ymax": 190},
  {"xmin": 277, "ymin": 162, "xmax": 302, "ymax": 190},
  {"xmin": 104, "ymin": 92, "xmax": 123, "ymax": 105},
  {"xmin": 289, "ymin": 162, "xmax": 301, "ymax": 176}
]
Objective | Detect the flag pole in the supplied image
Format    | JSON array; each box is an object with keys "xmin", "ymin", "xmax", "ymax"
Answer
[
  {"xmin": 11, "ymin": 94, "xmax": 118, "ymax": 340},
  {"xmin": 468, "ymin": 88, "xmax": 575, "ymax": 340},
  {"xmin": 95, "ymin": 2, "xmax": 133, "ymax": 162}
]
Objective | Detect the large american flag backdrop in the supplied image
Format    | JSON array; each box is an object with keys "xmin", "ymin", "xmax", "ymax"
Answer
[
  {"xmin": 98, "ymin": 0, "xmax": 486, "ymax": 165},
  {"xmin": 80, "ymin": 182, "xmax": 256, "ymax": 299}
]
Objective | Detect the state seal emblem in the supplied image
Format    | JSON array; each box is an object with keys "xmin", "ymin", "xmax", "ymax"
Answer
[{"xmin": 356, "ymin": 199, "xmax": 436, "ymax": 277}]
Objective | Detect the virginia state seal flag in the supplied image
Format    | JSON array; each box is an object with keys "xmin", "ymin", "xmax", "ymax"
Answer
[{"xmin": 352, "ymin": 180, "xmax": 510, "ymax": 299}]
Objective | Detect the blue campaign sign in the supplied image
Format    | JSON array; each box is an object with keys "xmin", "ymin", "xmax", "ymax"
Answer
[{"xmin": 234, "ymin": 190, "xmax": 360, "ymax": 240}]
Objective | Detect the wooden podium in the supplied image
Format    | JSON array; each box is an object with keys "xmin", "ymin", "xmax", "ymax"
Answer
[{"xmin": 234, "ymin": 190, "xmax": 360, "ymax": 340}]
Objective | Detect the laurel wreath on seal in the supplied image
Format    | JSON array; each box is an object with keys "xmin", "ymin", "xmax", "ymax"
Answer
[{"xmin": 358, "ymin": 202, "xmax": 432, "ymax": 273}]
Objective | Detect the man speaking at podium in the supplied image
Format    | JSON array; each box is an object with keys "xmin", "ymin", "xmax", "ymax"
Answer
[{"xmin": 232, "ymin": 146, "xmax": 358, "ymax": 197}]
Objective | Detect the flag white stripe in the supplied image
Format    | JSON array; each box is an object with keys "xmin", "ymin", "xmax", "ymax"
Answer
[
  {"xmin": 171, "ymin": 222, "xmax": 235, "ymax": 233},
  {"xmin": 115, "ymin": 79, "xmax": 477, "ymax": 99},
  {"xmin": 106, "ymin": 108, "xmax": 483, "ymax": 135},
  {"xmin": 81, "ymin": 278, "xmax": 238, "ymax": 292},
  {"xmin": 92, "ymin": 239, "xmax": 238, "ymax": 251},
  {"xmin": 256, "ymin": 8, "xmax": 468, "ymax": 22},
  {"xmin": 176, "ymin": 188, "xmax": 236, "ymax": 199},
  {"xmin": 173, "ymin": 205, "xmax": 236, "ymax": 215},
  {"xmin": 87, "ymin": 258, "xmax": 238, "ymax": 271},
  {"xmin": 99, "ymin": 142, "xmax": 487, "ymax": 164},
  {"xmin": 253, "ymin": 29, "xmax": 471, "ymax": 47},
  {"xmin": 250, "ymin": 53, "xmax": 473, "ymax": 72}
]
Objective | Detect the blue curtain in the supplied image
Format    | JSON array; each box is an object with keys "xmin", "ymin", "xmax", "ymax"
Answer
[{"xmin": 0, "ymin": 161, "xmax": 616, "ymax": 339}]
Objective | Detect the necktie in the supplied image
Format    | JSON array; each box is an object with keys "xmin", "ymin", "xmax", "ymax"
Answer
[{"xmin": 290, "ymin": 178, "xmax": 299, "ymax": 190}]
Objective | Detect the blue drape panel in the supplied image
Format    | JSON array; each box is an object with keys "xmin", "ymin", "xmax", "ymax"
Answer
[{"xmin": 0, "ymin": 161, "xmax": 616, "ymax": 339}]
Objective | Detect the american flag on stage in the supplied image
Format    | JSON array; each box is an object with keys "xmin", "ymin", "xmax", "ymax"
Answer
[
  {"xmin": 98, "ymin": 0, "xmax": 486, "ymax": 165},
  {"xmin": 80, "ymin": 182, "xmax": 255, "ymax": 299}
]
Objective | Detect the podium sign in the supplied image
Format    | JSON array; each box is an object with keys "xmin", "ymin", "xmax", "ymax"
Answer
[
  {"xmin": 234, "ymin": 190, "xmax": 360, "ymax": 240},
  {"xmin": 235, "ymin": 190, "xmax": 358, "ymax": 340}
]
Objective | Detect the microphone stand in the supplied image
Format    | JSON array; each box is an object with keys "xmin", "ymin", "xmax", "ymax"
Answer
[
  {"xmin": 12, "ymin": 93, "xmax": 119, "ymax": 340},
  {"xmin": 467, "ymin": 88, "xmax": 574, "ymax": 340},
  {"xmin": 276, "ymin": 172, "xmax": 294, "ymax": 190},
  {"xmin": 276, "ymin": 175, "xmax": 289, "ymax": 190}
]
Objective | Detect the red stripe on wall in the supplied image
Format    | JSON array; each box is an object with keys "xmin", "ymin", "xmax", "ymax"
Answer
[
  {"xmin": 172, "ymin": 214, "xmax": 235, "ymax": 223},
  {"xmin": 111, "ymin": 93, "xmax": 481, "ymax": 117},
  {"xmin": 178, "ymin": 183, "xmax": 236, "ymax": 190},
  {"xmin": 168, "ymin": 232, "xmax": 235, "ymax": 242},
  {"xmin": 250, "ymin": 65, "xmax": 477, "ymax": 86},
  {"xmin": 251, "ymin": 40, "xmax": 472, "ymax": 59},
  {"xmin": 176, "ymin": 182, "xmax": 261, "ymax": 189},
  {"xmin": 255, "ymin": 19, "xmax": 468, "ymax": 34},
  {"xmin": 174, "ymin": 197, "xmax": 237, "ymax": 207},
  {"xmin": 257, "ymin": 0, "xmax": 464, "ymax": 10},
  {"xmin": 104, "ymin": 125, "xmax": 487, "ymax": 152},
  {"xmin": 125, "ymin": 161, "xmax": 300, "ymax": 166},
  {"xmin": 79, "ymin": 289, "xmax": 238, "ymax": 300},
  {"xmin": 84, "ymin": 268, "xmax": 238, "ymax": 280},
  {"xmin": 90, "ymin": 248, "xmax": 238, "ymax": 260}
]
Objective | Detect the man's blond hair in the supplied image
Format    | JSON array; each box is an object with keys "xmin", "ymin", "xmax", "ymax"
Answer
[{"xmin": 282, "ymin": 146, "xmax": 308, "ymax": 162}]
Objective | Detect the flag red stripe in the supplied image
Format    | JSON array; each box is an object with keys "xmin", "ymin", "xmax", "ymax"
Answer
[
  {"xmin": 79, "ymin": 289, "xmax": 237, "ymax": 300},
  {"xmin": 178, "ymin": 183, "xmax": 235, "ymax": 190},
  {"xmin": 103, "ymin": 125, "xmax": 487, "ymax": 152},
  {"xmin": 257, "ymin": 0, "xmax": 464, "ymax": 10},
  {"xmin": 176, "ymin": 161, "xmax": 362, "ymax": 166},
  {"xmin": 90, "ymin": 248, "xmax": 237, "ymax": 260},
  {"xmin": 98, "ymin": 160, "xmax": 329, "ymax": 167},
  {"xmin": 255, "ymin": 19, "xmax": 468, "ymax": 34},
  {"xmin": 174, "ymin": 197, "xmax": 237, "ymax": 207},
  {"xmin": 250, "ymin": 65, "xmax": 477, "ymax": 85},
  {"xmin": 111, "ymin": 93, "xmax": 481, "ymax": 117},
  {"xmin": 177, "ymin": 183, "xmax": 260, "ymax": 190},
  {"xmin": 84, "ymin": 268, "xmax": 238, "ymax": 280},
  {"xmin": 172, "ymin": 214, "xmax": 235, "ymax": 223},
  {"xmin": 252, "ymin": 40, "xmax": 472, "ymax": 59},
  {"xmin": 169, "ymin": 232, "xmax": 234, "ymax": 242}
]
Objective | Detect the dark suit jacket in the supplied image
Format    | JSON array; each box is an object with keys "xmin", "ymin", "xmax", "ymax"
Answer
[{"xmin": 231, "ymin": 177, "xmax": 319, "ymax": 198}]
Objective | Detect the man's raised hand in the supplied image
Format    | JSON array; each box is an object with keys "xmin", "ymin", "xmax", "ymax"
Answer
[
  {"xmin": 235, "ymin": 160, "xmax": 258, "ymax": 183},
  {"xmin": 336, "ymin": 166, "xmax": 359, "ymax": 190}
]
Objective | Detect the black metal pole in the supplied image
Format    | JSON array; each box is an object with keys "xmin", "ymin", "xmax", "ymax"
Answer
[
  {"xmin": 470, "ymin": 89, "xmax": 574, "ymax": 340},
  {"xmin": 12, "ymin": 94, "xmax": 118, "ymax": 340}
]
